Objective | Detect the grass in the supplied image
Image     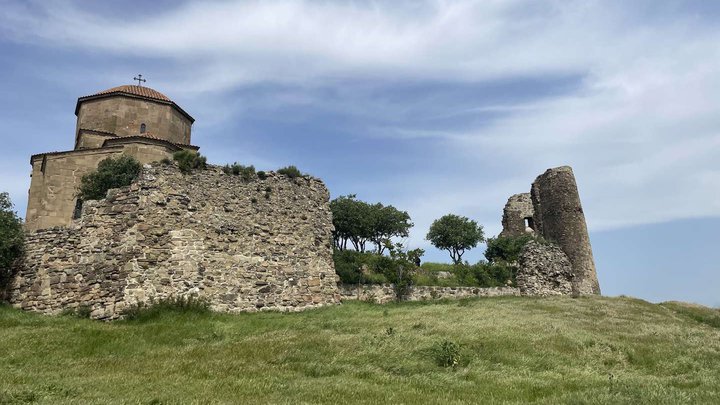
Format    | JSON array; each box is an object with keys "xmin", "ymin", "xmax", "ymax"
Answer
[{"xmin": 1, "ymin": 296, "xmax": 719, "ymax": 404}]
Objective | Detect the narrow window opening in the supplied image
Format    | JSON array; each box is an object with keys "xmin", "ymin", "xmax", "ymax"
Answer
[
  {"xmin": 40, "ymin": 155, "xmax": 47, "ymax": 174},
  {"xmin": 73, "ymin": 199, "xmax": 83, "ymax": 219},
  {"xmin": 140, "ymin": 123, "xmax": 146, "ymax": 134},
  {"xmin": 524, "ymin": 217, "xmax": 534, "ymax": 230}
]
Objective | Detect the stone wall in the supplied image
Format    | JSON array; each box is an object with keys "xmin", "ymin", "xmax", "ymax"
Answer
[
  {"xmin": 10, "ymin": 163, "xmax": 340, "ymax": 319},
  {"xmin": 517, "ymin": 241, "xmax": 574, "ymax": 296},
  {"xmin": 338, "ymin": 284, "xmax": 520, "ymax": 304},
  {"xmin": 531, "ymin": 166, "xmax": 600, "ymax": 295}
]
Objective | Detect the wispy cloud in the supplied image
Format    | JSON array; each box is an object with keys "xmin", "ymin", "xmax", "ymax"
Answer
[{"xmin": 1, "ymin": 0, "xmax": 718, "ymax": 244}]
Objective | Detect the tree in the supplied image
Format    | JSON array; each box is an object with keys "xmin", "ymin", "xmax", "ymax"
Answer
[
  {"xmin": 78, "ymin": 155, "xmax": 142, "ymax": 200},
  {"xmin": 426, "ymin": 214, "xmax": 484, "ymax": 264},
  {"xmin": 331, "ymin": 195, "xmax": 371, "ymax": 251},
  {"xmin": 369, "ymin": 204, "xmax": 413, "ymax": 254},
  {"xmin": 330, "ymin": 195, "xmax": 412, "ymax": 254},
  {"xmin": 0, "ymin": 192, "xmax": 23, "ymax": 292}
]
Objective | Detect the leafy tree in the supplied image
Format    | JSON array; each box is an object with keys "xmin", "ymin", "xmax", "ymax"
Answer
[
  {"xmin": 173, "ymin": 150, "xmax": 207, "ymax": 174},
  {"xmin": 330, "ymin": 196, "xmax": 412, "ymax": 254},
  {"xmin": 426, "ymin": 214, "xmax": 484, "ymax": 264},
  {"xmin": 330, "ymin": 195, "xmax": 373, "ymax": 252},
  {"xmin": 78, "ymin": 155, "xmax": 142, "ymax": 200},
  {"xmin": 369, "ymin": 203, "xmax": 413, "ymax": 254},
  {"xmin": 0, "ymin": 192, "xmax": 23, "ymax": 292}
]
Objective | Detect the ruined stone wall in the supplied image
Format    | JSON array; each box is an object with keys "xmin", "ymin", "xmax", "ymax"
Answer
[
  {"xmin": 11, "ymin": 164, "xmax": 340, "ymax": 319},
  {"xmin": 530, "ymin": 166, "xmax": 600, "ymax": 295},
  {"xmin": 516, "ymin": 241, "xmax": 574, "ymax": 296},
  {"xmin": 499, "ymin": 193, "xmax": 535, "ymax": 238},
  {"xmin": 76, "ymin": 97, "xmax": 192, "ymax": 145},
  {"xmin": 338, "ymin": 284, "xmax": 519, "ymax": 304}
]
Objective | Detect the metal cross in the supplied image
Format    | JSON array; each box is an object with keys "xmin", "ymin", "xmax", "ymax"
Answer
[{"xmin": 133, "ymin": 74, "xmax": 146, "ymax": 86}]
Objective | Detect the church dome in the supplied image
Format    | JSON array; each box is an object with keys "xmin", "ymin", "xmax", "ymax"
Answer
[{"xmin": 82, "ymin": 85, "xmax": 172, "ymax": 103}]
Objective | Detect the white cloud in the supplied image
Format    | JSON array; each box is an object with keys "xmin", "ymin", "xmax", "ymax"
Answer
[{"xmin": 1, "ymin": 0, "xmax": 718, "ymax": 240}]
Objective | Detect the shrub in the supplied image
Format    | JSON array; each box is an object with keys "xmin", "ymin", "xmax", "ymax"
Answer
[
  {"xmin": 173, "ymin": 150, "xmax": 207, "ymax": 174},
  {"xmin": 485, "ymin": 234, "xmax": 544, "ymax": 264},
  {"xmin": 222, "ymin": 163, "xmax": 256, "ymax": 181},
  {"xmin": 277, "ymin": 165, "xmax": 302, "ymax": 179},
  {"xmin": 431, "ymin": 339, "xmax": 461, "ymax": 368},
  {"xmin": 159, "ymin": 157, "xmax": 172, "ymax": 165},
  {"xmin": 122, "ymin": 296, "xmax": 210, "ymax": 322},
  {"xmin": 333, "ymin": 249, "xmax": 386, "ymax": 284},
  {"xmin": 257, "ymin": 171, "xmax": 267, "ymax": 180},
  {"xmin": 0, "ymin": 192, "xmax": 23, "ymax": 294},
  {"xmin": 78, "ymin": 155, "xmax": 142, "ymax": 200}
]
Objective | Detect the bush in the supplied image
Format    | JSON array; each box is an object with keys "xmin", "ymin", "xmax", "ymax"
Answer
[
  {"xmin": 431, "ymin": 339, "xmax": 461, "ymax": 368},
  {"xmin": 485, "ymin": 234, "xmax": 544, "ymax": 264},
  {"xmin": 78, "ymin": 155, "xmax": 142, "ymax": 200},
  {"xmin": 333, "ymin": 249, "xmax": 388, "ymax": 285},
  {"xmin": 277, "ymin": 165, "xmax": 302, "ymax": 179},
  {"xmin": 414, "ymin": 261, "xmax": 516, "ymax": 288},
  {"xmin": 121, "ymin": 296, "xmax": 210, "ymax": 322},
  {"xmin": 222, "ymin": 163, "xmax": 256, "ymax": 181},
  {"xmin": 0, "ymin": 193, "xmax": 23, "ymax": 294},
  {"xmin": 257, "ymin": 171, "xmax": 267, "ymax": 180},
  {"xmin": 173, "ymin": 150, "xmax": 207, "ymax": 174}
]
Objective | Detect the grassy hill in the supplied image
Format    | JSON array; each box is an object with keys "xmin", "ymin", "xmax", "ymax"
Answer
[{"xmin": 1, "ymin": 296, "xmax": 719, "ymax": 404}]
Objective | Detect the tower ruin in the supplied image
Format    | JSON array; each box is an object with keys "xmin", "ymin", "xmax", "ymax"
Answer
[{"xmin": 500, "ymin": 166, "xmax": 601, "ymax": 295}]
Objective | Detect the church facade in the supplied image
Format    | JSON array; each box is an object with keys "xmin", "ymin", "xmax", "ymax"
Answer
[{"xmin": 25, "ymin": 84, "xmax": 199, "ymax": 231}]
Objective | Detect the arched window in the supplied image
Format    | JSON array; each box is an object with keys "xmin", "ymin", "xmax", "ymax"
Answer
[{"xmin": 140, "ymin": 123, "xmax": 146, "ymax": 133}]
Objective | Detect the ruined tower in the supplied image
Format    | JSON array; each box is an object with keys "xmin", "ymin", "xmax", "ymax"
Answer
[
  {"xmin": 500, "ymin": 166, "xmax": 601, "ymax": 295},
  {"xmin": 498, "ymin": 193, "xmax": 535, "ymax": 238}
]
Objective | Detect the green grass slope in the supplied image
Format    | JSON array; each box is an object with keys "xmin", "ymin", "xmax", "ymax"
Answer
[{"xmin": 1, "ymin": 296, "xmax": 719, "ymax": 404}]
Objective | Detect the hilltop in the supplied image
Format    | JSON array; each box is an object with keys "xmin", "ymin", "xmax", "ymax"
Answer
[{"xmin": 1, "ymin": 296, "xmax": 719, "ymax": 404}]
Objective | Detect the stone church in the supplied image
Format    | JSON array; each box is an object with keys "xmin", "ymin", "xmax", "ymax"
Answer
[{"xmin": 26, "ymin": 83, "xmax": 199, "ymax": 231}]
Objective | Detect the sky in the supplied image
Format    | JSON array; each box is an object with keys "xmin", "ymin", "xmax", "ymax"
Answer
[{"xmin": 0, "ymin": 0, "xmax": 717, "ymax": 306}]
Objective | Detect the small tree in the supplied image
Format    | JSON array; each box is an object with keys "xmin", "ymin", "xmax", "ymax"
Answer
[
  {"xmin": 382, "ymin": 242, "xmax": 424, "ymax": 300},
  {"xmin": 426, "ymin": 214, "xmax": 484, "ymax": 265},
  {"xmin": 78, "ymin": 155, "xmax": 142, "ymax": 200},
  {"xmin": 0, "ymin": 192, "xmax": 23, "ymax": 293}
]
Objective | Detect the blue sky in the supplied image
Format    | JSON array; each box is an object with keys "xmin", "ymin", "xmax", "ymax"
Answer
[{"xmin": 0, "ymin": 0, "xmax": 717, "ymax": 306}]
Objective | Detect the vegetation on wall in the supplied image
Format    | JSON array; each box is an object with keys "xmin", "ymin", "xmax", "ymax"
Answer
[
  {"xmin": 277, "ymin": 165, "xmax": 303, "ymax": 179},
  {"xmin": 173, "ymin": 150, "xmax": 207, "ymax": 174},
  {"xmin": 426, "ymin": 214, "xmax": 484, "ymax": 264},
  {"xmin": 0, "ymin": 192, "xmax": 23, "ymax": 292},
  {"xmin": 485, "ymin": 234, "xmax": 548, "ymax": 264},
  {"xmin": 77, "ymin": 155, "xmax": 142, "ymax": 201},
  {"xmin": 222, "ymin": 163, "xmax": 256, "ymax": 181}
]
